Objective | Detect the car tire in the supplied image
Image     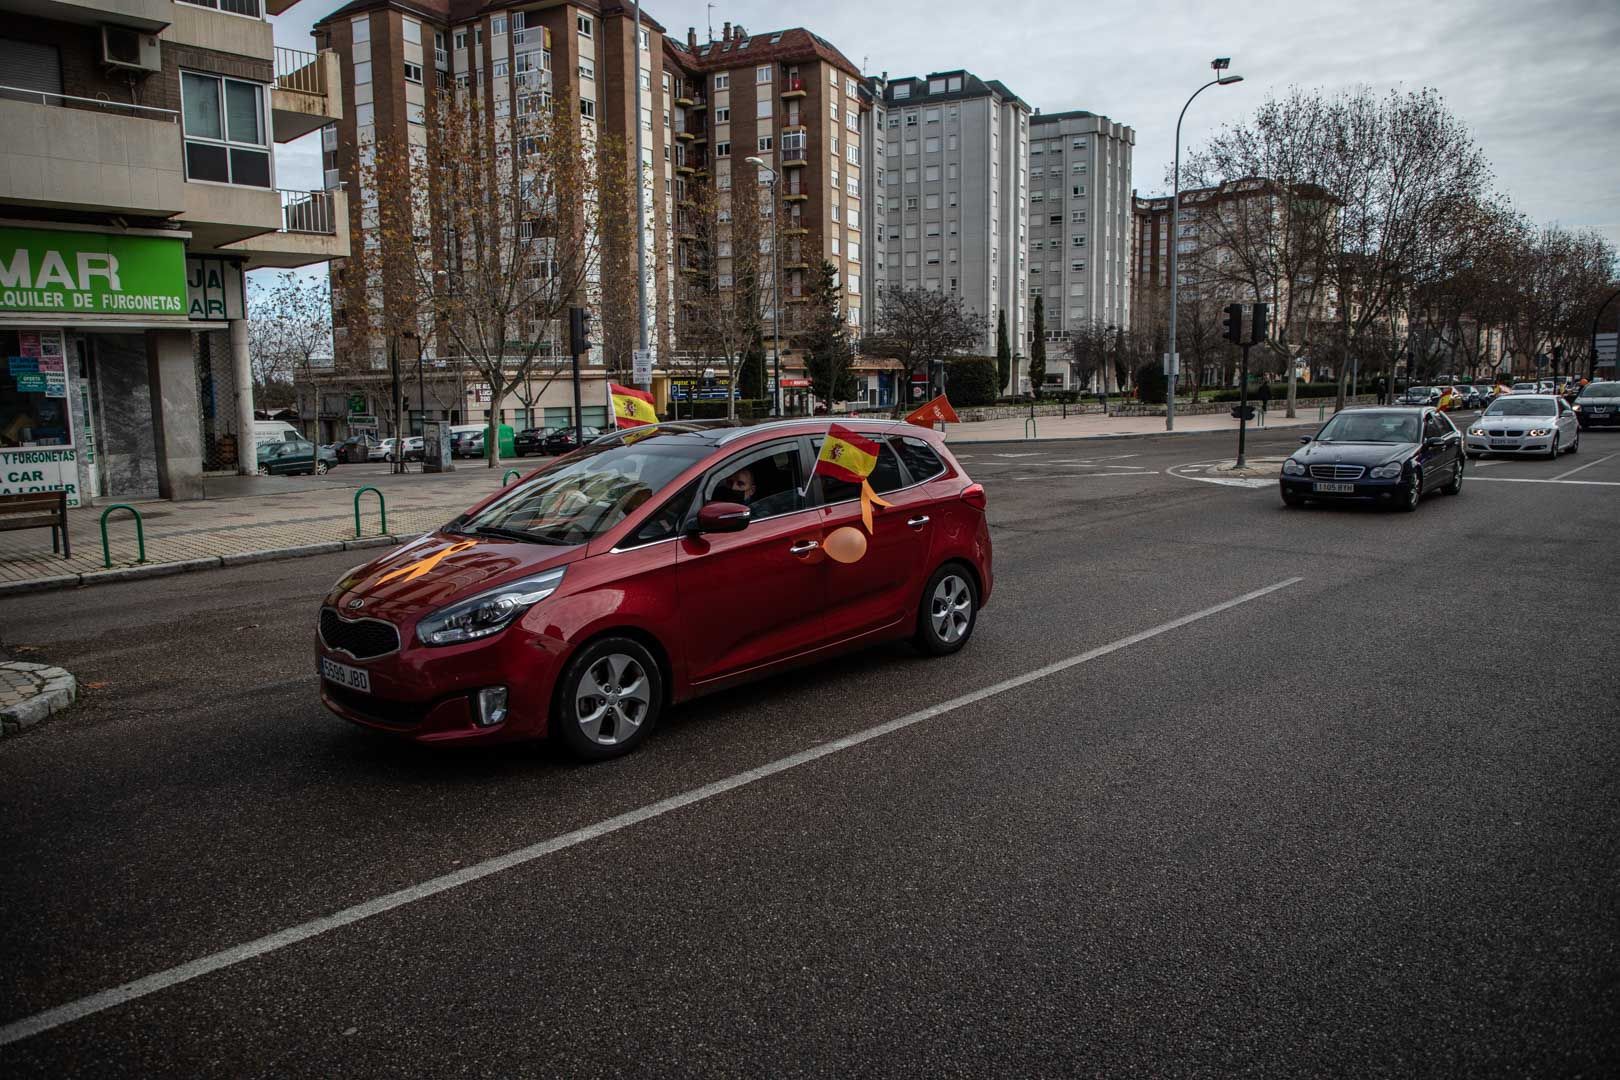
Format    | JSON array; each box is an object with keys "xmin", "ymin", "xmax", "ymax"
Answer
[
  {"xmin": 1547, "ymin": 434, "xmax": 1560, "ymax": 459},
  {"xmin": 1442, "ymin": 457, "xmax": 1463, "ymax": 495},
  {"xmin": 315, "ymin": 461, "xmax": 329, "ymax": 475},
  {"xmin": 1567, "ymin": 431, "xmax": 1579, "ymax": 454},
  {"xmin": 552, "ymin": 636, "xmax": 663, "ymax": 761},
  {"xmin": 256, "ymin": 464, "xmax": 270, "ymax": 476},
  {"xmin": 1398, "ymin": 470, "xmax": 1422, "ymax": 512},
  {"xmin": 914, "ymin": 563, "xmax": 979, "ymax": 656}
]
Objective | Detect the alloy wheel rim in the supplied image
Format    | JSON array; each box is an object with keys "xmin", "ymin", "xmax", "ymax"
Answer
[
  {"xmin": 931, "ymin": 574, "xmax": 972, "ymax": 644},
  {"xmin": 575, "ymin": 653, "xmax": 650, "ymax": 745}
]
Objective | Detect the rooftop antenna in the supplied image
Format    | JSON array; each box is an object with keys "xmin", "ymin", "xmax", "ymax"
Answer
[{"xmin": 706, "ymin": 2, "xmax": 715, "ymax": 42}]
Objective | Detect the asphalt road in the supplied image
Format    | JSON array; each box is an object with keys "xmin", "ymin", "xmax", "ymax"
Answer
[{"xmin": 3, "ymin": 422, "xmax": 1618, "ymax": 1077}]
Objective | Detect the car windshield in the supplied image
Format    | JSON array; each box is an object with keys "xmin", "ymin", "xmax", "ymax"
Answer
[
  {"xmin": 1485, "ymin": 398, "xmax": 1556, "ymax": 417},
  {"xmin": 1315, "ymin": 412, "xmax": 1421, "ymax": 444},
  {"xmin": 1579, "ymin": 383, "xmax": 1620, "ymax": 398},
  {"xmin": 1404, "ymin": 387, "xmax": 1431, "ymax": 396},
  {"xmin": 460, "ymin": 437, "xmax": 710, "ymax": 545}
]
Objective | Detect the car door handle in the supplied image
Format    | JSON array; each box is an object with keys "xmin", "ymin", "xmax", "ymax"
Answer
[
  {"xmin": 789, "ymin": 540, "xmax": 820, "ymax": 555},
  {"xmin": 906, "ymin": 515, "xmax": 931, "ymax": 528}
]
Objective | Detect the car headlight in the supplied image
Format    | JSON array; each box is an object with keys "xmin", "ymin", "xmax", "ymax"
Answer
[
  {"xmin": 1527, "ymin": 428, "xmax": 1551, "ymax": 437},
  {"xmin": 1468, "ymin": 427, "xmax": 1487, "ymax": 436},
  {"xmin": 416, "ymin": 568, "xmax": 567, "ymax": 646},
  {"xmin": 1572, "ymin": 404, "xmax": 1581, "ymax": 411},
  {"xmin": 1282, "ymin": 458, "xmax": 1306, "ymax": 476},
  {"xmin": 1370, "ymin": 461, "xmax": 1405, "ymax": 479}
]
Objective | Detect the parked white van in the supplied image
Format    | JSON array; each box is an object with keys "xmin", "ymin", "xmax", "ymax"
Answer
[{"xmin": 253, "ymin": 420, "xmax": 302, "ymax": 444}]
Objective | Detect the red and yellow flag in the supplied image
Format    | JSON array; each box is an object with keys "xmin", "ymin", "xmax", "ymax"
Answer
[
  {"xmin": 904, "ymin": 394, "xmax": 960, "ymax": 428},
  {"xmin": 610, "ymin": 383, "xmax": 658, "ymax": 428},
  {"xmin": 1437, "ymin": 387, "xmax": 1457, "ymax": 411},
  {"xmin": 813, "ymin": 424, "xmax": 892, "ymax": 533}
]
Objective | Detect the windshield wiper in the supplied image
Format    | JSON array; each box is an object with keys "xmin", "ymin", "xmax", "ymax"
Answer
[{"xmin": 472, "ymin": 525, "xmax": 569, "ymax": 545}]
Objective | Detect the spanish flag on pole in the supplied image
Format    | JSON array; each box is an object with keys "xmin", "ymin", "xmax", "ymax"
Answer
[
  {"xmin": 1437, "ymin": 387, "xmax": 1457, "ymax": 411},
  {"xmin": 610, "ymin": 383, "xmax": 658, "ymax": 428},
  {"xmin": 812, "ymin": 424, "xmax": 893, "ymax": 533}
]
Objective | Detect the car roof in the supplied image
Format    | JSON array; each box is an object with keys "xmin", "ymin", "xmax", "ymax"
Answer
[{"xmin": 585, "ymin": 417, "xmax": 944, "ymax": 452}]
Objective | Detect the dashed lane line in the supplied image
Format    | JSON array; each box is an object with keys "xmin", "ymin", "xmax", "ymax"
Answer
[{"xmin": 0, "ymin": 577, "xmax": 1305, "ymax": 1048}]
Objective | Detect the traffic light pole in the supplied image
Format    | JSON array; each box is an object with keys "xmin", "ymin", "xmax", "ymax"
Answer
[{"xmin": 1237, "ymin": 343, "xmax": 1250, "ymax": 470}]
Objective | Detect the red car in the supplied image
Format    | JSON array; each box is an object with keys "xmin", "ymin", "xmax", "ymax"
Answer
[{"xmin": 317, "ymin": 419, "xmax": 992, "ymax": 758}]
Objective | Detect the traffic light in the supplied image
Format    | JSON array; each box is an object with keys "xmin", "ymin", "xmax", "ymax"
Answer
[
  {"xmin": 1223, "ymin": 303, "xmax": 1244, "ymax": 344},
  {"xmin": 1250, "ymin": 302, "xmax": 1268, "ymax": 346},
  {"xmin": 568, "ymin": 307, "xmax": 592, "ymax": 356}
]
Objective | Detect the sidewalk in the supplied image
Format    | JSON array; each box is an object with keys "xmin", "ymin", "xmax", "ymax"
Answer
[
  {"xmin": 0, "ymin": 462, "xmax": 531, "ymax": 593},
  {"xmin": 944, "ymin": 400, "xmax": 1342, "ymax": 442}
]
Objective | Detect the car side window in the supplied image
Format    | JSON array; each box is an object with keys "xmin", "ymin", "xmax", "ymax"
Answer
[
  {"xmin": 624, "ymin": 480, "xmax": 699, "ymax": 547},
  {"xmin": 810, "ymin": 436, "xmax": 905, "ymax": 505},
  {"xmin": 704, "ymin": 442, "xmax": 805, "ymax": 521},
  {"xmin": 888, "ymin": 436, "xmax": 946, "ymax": 483}
]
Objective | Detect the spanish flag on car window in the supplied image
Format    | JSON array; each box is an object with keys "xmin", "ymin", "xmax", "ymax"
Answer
[
  {"xmin": 812, "ymin": 424, "xmax": 892, "ymax": 533},
  {"xmin": 1437, "ymin": 387, "xmax": 1457, "ymax": 411},
  {"xmin": 610, "ymin": 383, "xmax": 658, "ymax": 428}
]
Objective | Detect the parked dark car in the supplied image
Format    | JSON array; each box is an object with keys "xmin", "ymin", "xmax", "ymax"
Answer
[
  {"xmin": 258, "ymin": 439, "xmax": 339, "ymax": 476},
  {"xmin": 1279, "ymin": 407, "xmax": 1464, "ymax": 512},
  {"xmin": 513, "ymin": 426, "xmax": 555, "ymax": 457},
  {"xmin": 1397, "ymin": 386, "xmax": 1440, "ymax": 406},
  {"xmin": 540, "ymin": 425, "xmax": 608, "ymax": 455},
  {"xmin": 332, "ymin": 434, "xmax": 376, "ymax": 463}
]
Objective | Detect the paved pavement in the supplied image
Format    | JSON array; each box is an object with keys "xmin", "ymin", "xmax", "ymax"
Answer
[{"xmin": 2, "ymin": 426, "xmax": 1617, "ymax": 1076}]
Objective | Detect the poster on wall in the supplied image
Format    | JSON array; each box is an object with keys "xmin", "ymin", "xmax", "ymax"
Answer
[{"xmin": 18, "ymin": 331, "xmax": 40, "ymax": 358}]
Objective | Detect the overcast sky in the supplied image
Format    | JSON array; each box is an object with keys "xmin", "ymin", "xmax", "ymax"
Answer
[{"xmin": 266, "ymin": 0, "xmax": 1620, "ymax": 289}]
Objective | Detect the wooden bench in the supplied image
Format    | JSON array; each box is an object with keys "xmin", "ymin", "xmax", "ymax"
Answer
[{"xmin": 0, "ymin": 491, "xmax": 71, "ymax": 559}]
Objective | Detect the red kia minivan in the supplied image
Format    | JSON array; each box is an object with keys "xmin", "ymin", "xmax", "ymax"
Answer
[{"xmin": 317, "ymin": 419, "xmax": 991, "ymax": 759}]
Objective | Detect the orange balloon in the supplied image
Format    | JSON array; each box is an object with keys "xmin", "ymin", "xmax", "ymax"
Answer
[{"xmin": 823, "ymin": 526, "xmax": 868, "ymax": 564}]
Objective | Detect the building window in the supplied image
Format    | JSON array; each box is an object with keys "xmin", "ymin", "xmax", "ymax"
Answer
[
  {"xmin": 491, "ymin": 15, "xmax": 507, "ymax": 35},
  {"xmin": 639, "ymin": 27, "xmax": 650, "ymax": 50},
  {"xmin": 904, "ymin": 112, "xmax": 918, "ymax": 127},
  {"xmin": 756, "ymin": 64, "xmax": 772, "ymax": 83},
  {"xmin": 403, "ymin": 61, "xmax": 423, "ymax": 83},
  {"xmin": 1071, "ymin": 235, "xmax": 1086, "ymax": 247},
  {"xmin": 924, "ymin": 137, "xmax": 940, "ymax": 153},
  {"xmin": 715, "ymin": 141, "xmax": 730, "ymax": 157},
  {"xmin": 493, "ymin": 60, "xmax": 508, "ymax": 78},
  {"xmin": 580, "ymin": 97, "xmax": 596, "ymax": 120},
  {"xmin": 577, "ymin": 14, "xmax": 593, "ymax": 36},
  {"xmin": 180, "ymin": 71, "xmax": 270, "ymax": 188},
  {"xmin": 904, "ymin": 140, "xmax": 917, "ymax": 155},
  {"xmin": 715, "ymin": 106, "xmax": 730, "ymax": 123},
  {"xmin": 757, "ymin": 135, "xmax": 773, "ymax": 151},
  {"xmin": 847, "ymin": 111, "xmax": 858, "ymax": 131},
  {"xmin": 578, "ymin": 58, "xmax": 594, "ymax": 80},
  {"xmin": 714, "ymin": 73, "xmax": 729, "ymax": 90},
  {"xmin": 893, "ymin": 83, "xmax": 911, "ymax": 99},
  {"xmin": 756, "ymin": 98, "xmax": 771, "ymax": 119},
  {"xmin": 453, "ymin": 29, "xmax": 467, "ymax": 49}
]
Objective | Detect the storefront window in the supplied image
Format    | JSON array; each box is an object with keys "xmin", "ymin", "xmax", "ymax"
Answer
[{"xmin": 1, "ymin": 329, "xmax": 72, "ymax": 448}]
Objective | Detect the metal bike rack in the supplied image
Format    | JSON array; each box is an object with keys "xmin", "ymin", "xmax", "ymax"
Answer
[
  {"xmin": 353, "ymin": 486, "xmax": 387, "ymax": 538},
  {"xmin": 501, "ymin": 469, "xmax": 521, "ymax": 486},
  {"xmin": 1024, "ymin": 416, "xmax": 1039, "ymax": 439},
  {"xmin": 99, "ymin": 503, "xmax": 146, "ymax": 569}
]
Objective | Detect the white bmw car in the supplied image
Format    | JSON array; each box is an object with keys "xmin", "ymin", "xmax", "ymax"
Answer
[{"xmin": 1465, "ymin": 394, "xmax": 1580, "ymax": 458}]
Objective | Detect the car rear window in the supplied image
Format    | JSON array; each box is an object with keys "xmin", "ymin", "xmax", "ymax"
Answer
[{"xmin": 889, "ymin": 436, "xmax": 946, "ymax": 483}]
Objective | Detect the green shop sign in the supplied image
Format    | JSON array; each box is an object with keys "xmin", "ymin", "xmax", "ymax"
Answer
[{"xmin": 0, "ymin": 227, "xmax": 187, "ymax": 316}]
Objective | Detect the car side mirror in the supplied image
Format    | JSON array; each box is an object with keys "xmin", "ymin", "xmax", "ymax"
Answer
[
  {"xmin": 1425, "ymin": 437, "xmax": 1447, "ymax": 449},
  {"xmin": 693, "ymin": 501, "xmax": 751, "ymax": 535},
  {"xmin": 1298, "ymin": 435, "xmax": 1312, "ymax": 444}
]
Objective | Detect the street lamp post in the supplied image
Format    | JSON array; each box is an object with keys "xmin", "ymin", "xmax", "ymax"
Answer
[
  {"xmin": 1166, "ymin": 59, "xmax": 1243, "ymax": 432},
  {"xmin": 745, "ymin": 156, "xmax": 782, "ymax": 416},
  {"xmin": 632, "ymin": 0, "xmax": 650, "ymax": 393}
]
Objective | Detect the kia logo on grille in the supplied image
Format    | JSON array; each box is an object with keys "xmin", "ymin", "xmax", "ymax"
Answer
[{"xmin": 348, "ymin": 599, "xmax": 364, "ymax": 610}]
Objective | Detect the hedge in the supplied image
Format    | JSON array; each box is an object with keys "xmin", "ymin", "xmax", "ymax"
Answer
[{"xmin": 945, "ymin": 356, "xmax": 1000, "ymax": 407}]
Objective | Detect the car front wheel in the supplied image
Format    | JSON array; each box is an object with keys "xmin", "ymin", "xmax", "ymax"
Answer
[
  {"xmin": 1398, "ymin": 470, "xmax": 1422, "ymax": 512},
  {"xmin": 552, "ymin": 637, "xmax": 662, "ymax": 761},
  {"xmin": 315, "ymin": 461, "xmax": 329, "ymax": 475},
  {"xmin": 914, "ymin": 563, "xmax": 978, "ymax": 656}
]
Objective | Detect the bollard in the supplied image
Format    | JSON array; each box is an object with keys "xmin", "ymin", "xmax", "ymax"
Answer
[
  {"xmin": 501, "ymin": 469, "xmax": 521, "ymax": 486},
  {"xmin": 99, "ymin": 503, "xmax": 147, "ymax": 569},
  {"xmin": 354, "ymin": 486, "xmax": 387, "ymax": 538},
  {"xmin": 1318, "ymin": 402, "xmax": 1326, "ymax": 421}
]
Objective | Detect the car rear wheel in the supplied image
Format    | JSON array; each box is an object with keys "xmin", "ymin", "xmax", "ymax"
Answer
[
  {"xmin": 553, "ymin": 637, "xmax": 662, "ymax": 761},
  {"xmin": 914, "ymin": 564, "xmax": 978, "ymax": 656},
  {"xmin": 315, "ymin": 461, "xmax": 329, "ymax": 475},
  {"xmin": 256, "ymin": 464, "xmax": 270, "ymax": 476},
  {"xmin": 1442, "ymin": 457, "xmax": 1463, "ymax": 495},
  {"xmin": 1567, "ymin": 430, "xmax": 1579, "ymax": 454},
  {"xmin": 1398, "ymin": 470, "xmax": 1422, "ymax": 512}
]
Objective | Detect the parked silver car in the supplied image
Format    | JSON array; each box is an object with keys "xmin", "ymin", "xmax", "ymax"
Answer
[{"xmin": 1465, "ymin": 394, "xmax": 1581, "ymax": 458}]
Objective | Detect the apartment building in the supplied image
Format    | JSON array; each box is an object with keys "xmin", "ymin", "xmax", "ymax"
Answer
[
  {"xmin": 874, "ymin": 70, "xmax": 1029, "ymax": 398},
  {"xmin": 668, "ymin": 21, "xmax": 866, "ymax": 413},
  {"xmin": 1025, "ymin": 110, "xmax": 1132, "ymax": 391},
  {"xmin": 0, "ymin": 0, "xmax": 347, "ymax": 503}
]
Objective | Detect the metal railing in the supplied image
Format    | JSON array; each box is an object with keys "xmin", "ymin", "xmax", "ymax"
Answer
[
  {"xmin": 274, "ymin": 47, "xmax": 326, "ymax": 97},
  {"xmin": 279, "ymin": 189, "xmax": 338, "ymax": 235},
  {"xmin": 178, "ymin": 0, "xmax": 262, "ymax": 18},
  {"xmin": 0, "ymin": 85, "xmax": 177, "ymax": 120}
]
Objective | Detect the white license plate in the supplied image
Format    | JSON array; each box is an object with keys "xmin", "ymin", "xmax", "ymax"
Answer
[
  {"xmin": 1312, "ymin": 482, "xmax": 1355, "ymax": 494},
  {"xmin": 320, "ymin": 656, "xmax": 370, "ymax": 693}
]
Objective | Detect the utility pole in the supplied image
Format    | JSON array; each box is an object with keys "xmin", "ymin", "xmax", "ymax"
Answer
[{"xmin": 632, "ymin": 0, "xmax": 650, "ymax": 394}]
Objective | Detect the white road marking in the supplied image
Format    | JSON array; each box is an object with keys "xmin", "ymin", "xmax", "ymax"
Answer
[
  {"xmin": 1551, "ymin": 450, "xmax": 1619, "ymax": 482},
  {"xmin": 1469, "ymin": 477, "xmax": 1620, "ymax": 487},
  {"xmin": 1012, "ymin": 471, "xmax": 1154, "ymax": 480},
  {"xmin": 992, "ymin": 452, "xmax": 1043, "ymax": 458},
  {"xmin": 0, "ymin": 577, "xmax": 1305, "ymax": 1048}
]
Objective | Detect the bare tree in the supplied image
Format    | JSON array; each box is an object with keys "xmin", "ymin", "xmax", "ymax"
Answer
[
  {"xmin": 677, "ymin": 175, "xmax": 767, "ymax": 418},
  {"xmin": 867, "ymin": 287, "xmax": 987, "ymax": 417},
  {"xmin": 248, "ymin": 272, "xmax": 331, "ymax": 421}
]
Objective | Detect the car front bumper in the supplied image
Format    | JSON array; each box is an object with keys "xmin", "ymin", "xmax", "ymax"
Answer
[
  {"xmin": 317, "ymin": 619, "xmax": 567, "ymax": 744},
  {"xmin": 1464, "ymin": 432, "xmax": 1555, "ymax": 454},
  {"xmin": 1576, "ymin": 409, "xmax": 1620, "ymax": 427},
  {"xmin": 1279, "ymin": 475, "xmax": 1406, "ymax": 503}
]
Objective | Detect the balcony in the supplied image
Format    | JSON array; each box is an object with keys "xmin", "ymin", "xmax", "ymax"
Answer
[
  {"xmin": 0, "ymin": 90, "xmax": 184, "ymax": 216},
  {"xmin": 780, "ymin": 77, "xmax": 806, "ymax": 99},
  {"xmin": 29, "ymin": 0, "xmax": 171, "ymax": 29},
  {"xmin": 273, "ymin": 47, "xmax": 344, "ymax": 142},
  {"xmin": 183, "ymin": 176, "xmax": 281, "ymax": 251},
  {"xmin": 781, "ymin": 147, "xmax": 808, "ymax": 166},
  {"xmin": 688, "ymin": 95, "xmax": 708, "ymax": 110},
  {"xmin": 166, "ymin": 0, "xmax": 273, "ymax": 62},
  {"xmin": 224, "ymin": 188, "xmax": 350, "ymax": 268},
  {"xmin": 783, "ymin": 185, "xmax": 808, "ymax": 202}
]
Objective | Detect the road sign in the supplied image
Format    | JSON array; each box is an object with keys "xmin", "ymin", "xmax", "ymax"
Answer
[
  {"xmin": 1162, "ymin": 352, "xmax": 1180, "ymax": 376},
  {"xmin": 1596, "ymin": 332, "xmax": 1617, "ymax": 367},
  {"xmin": 632, "ymin": 348, "xmax": 653, "ymax": 384},
  {"xmin": 347, "ymin": 393, "xmax": 366, "ymax": 414}
]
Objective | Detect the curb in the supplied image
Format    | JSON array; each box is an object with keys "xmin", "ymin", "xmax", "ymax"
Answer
[
  {"xmin": 0, "ymin": 534, "xmax": 425, "ymax": 598},
  {"xmin": 0, "ymin": 661, "xmax": 78, "ymax": 737}
]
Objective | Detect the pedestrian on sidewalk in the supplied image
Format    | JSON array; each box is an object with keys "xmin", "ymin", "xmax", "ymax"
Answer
[{"xmin": 1257, "ymin": 379, "xmax": 1272, "ymax": 426}]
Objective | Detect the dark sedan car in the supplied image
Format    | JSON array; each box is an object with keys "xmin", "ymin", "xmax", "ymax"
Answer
[
  {"xmin": 1574, "ymin": 381, "xmax": 1620, "ymax": 428},
  {"xmin": 257, "ymin": 439, "xmax": 339, "ymax": 476},
  {"xmin": 540, "ymin": 425, "xmax": 608, "ymax": 455},
  {"xmin": 513, "ymin": 426, "xmax": 555, "ymax": 457},
  {"xmin": 1280, "ymin": 407, "xmax": 1464, "ymax": 512}
]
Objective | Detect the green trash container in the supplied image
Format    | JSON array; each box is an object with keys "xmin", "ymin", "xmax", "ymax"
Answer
[{"xmin": 485, "ymin": 424, "xmax": 515, "ymax": 460}]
